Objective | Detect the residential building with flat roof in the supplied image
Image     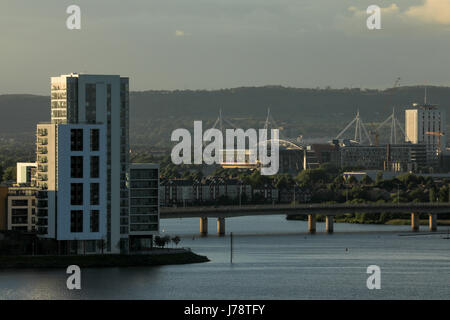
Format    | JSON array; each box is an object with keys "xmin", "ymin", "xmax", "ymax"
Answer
[
  {"xmin": 7, "ymin": 186, "xmax": 36, "ymax": 232},
  {"xmin": 128, "ymin": 163, "xmax": 160, "ymax": 252},
  {"xmin": 405, "ymin": 104, "xmax": 446, "ymax": 166},
  {"xmin": 36, "ymin": 74, "xmax": 129, "ymax": 254},
  {"xmin": 16, "ymin": 162, "xmax": 37, "ymax": 185}
]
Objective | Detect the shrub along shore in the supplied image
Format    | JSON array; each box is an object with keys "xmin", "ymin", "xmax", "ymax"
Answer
[
  {"xmin": 0, "ymin": 249, "xmax": 209, "ymax": 269},
  {"xmin": 286, "ymin": 214, "xmax": 450, "ymax": 226}
]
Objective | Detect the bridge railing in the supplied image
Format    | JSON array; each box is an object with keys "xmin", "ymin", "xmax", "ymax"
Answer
[{"xmin": 161, "ymin": 202, "xmax": 450, "ymax": 213}]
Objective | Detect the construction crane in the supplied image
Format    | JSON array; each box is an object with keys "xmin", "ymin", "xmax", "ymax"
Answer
[{"xmin": 425, "ymin": 131, "xmax": 444, "ymax": 155}]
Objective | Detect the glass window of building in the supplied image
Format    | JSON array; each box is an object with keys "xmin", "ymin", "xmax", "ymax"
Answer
[
  {"xmin": 70, "ymin": 183, "xmax": 83, "ymax": 205},
  {"xmin": 70, "ymin": 129, "xmax": 83, "ymax": 151},
  {"xmin": 70, "ymin": 210, "xmax": 83, "ymax": 233},
  {"xmin": 70, "ymin": 156, "xmax": 83, "ymax": 178}
]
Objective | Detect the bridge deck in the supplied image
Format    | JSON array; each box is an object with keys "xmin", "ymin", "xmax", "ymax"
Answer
[{"xmin": 160, "ymin": 203, "xmax": 450, "ymax": 219}]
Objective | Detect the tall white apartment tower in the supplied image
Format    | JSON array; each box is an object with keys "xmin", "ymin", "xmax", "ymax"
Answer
[
  {"xmin": 36, "ymin": 74, "xmax": 129, "ymax": 254},
  {"xmin": 405, "ymin": 103, "xmax": 446, "ymax": 166}
]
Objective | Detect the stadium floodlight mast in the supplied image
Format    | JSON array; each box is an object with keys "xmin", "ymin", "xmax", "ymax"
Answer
[
  {"xmin": 171, "ymin": 121, "xmax": 280, "ymax": 175},
  {"xmin": 335, "ymin": 110, "xmax": 373, "ymax": 145}
]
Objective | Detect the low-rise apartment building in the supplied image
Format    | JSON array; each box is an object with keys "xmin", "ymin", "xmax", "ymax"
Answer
[
  {"xmin": 129, "ymin": 163, "xmax": 160, "ymax": 251},
  {"xmin": 7, "ymin": 187, "xmax": 37, "ymax": 232}
]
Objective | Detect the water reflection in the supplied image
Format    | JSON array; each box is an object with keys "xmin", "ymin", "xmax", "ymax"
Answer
[{"xmin": 0, "ymin": 216, "xmax": 449, "ymax": 299}]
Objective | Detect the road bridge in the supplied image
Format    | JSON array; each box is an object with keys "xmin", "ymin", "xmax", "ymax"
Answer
[{"xmin": 160, "ymin": 203, "xmax": 450, "ymax": 235}]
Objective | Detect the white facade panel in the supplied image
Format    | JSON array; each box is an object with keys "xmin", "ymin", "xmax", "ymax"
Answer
[{"xmin": 56, "ymin": 124, "xmax": 107, "ymax": 241}]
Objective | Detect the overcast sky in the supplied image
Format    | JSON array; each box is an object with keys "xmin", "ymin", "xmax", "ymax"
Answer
[{"xmin": 1, "ymin": 0, "xmax": 450, "ymax": 94}]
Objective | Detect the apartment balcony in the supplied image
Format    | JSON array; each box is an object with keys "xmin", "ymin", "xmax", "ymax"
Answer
[
  {"xmin": 36, "ymin": 191, "xmax": 48, "ymax": 199},
  {"xmin": 37, "ymin": 183, "xmax": 48, "ymax": 190},
  {"xmin": 37, "ymin": 226, "xmax": 48, "ymax": 235},
  {"xmin": 36, "ymin": 218, "xmax": 48, "ymax": 226},
  {"xmin": 37, "ymin": 200, "xmax": 48, "ymax": 208},
  {"xmin": 36, "ymin": 210, "xmax": 48, "ymax": 217}
]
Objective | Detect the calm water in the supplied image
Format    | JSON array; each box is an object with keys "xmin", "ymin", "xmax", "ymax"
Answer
[{"xmin": 0, "ymin": 215, "xmax": 449, "ymax": 300}]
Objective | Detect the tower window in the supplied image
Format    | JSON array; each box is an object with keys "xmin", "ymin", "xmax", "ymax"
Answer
[
  {"xmin": 90, "ymin": 183, "xmax": 99, "ymax": 205},
  {"xmin": 90, "ymin": 210, "xmax": 99, "ymax": 232},
  {"xmin": 70, "ymin": 210, "xmax": 83, "ymax": 233},
  {"xmin": 90, "ymin": 156, "xmax": 99, "ymax": 178},
  {"xmin": 71, "ymin": 183, "xmax": 83, "ymax": 205},
  {"xmin": 70, "ymin": 129, "xmax": 83, "ymax": 151},
  {"xmin": 70, "ymin": 156, "xmax": 83, "ymax": 178},
  {"xmin": 90, "ymin": 129, "xmax": 100, "ymax": 151}
]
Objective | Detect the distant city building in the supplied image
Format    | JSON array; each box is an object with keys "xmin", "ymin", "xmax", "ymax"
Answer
[
  {"xmin": 7, "ymin": 187, "xmax": 36, "ymax": 232},
  {"xmin": 278, "ymin": 187, "xmax": 311, "ymax": 203},
  {"xmin": 252, "ymin": 184, "xmax": 279, "ymax": 203},
  {"xmin": 219, "ymin": 149, "xmax": 259, "ymax": 170},
  {"xmin": 405, "ymin": 103, "xmax": 446, "ymax": 165},
  {"xmin": 159, "ymin": 177, "xmax": 308, "ymax": 206},
  {"xmin": 278, "ymin": 149, "xmax": 303, "ymax": 175},
  {"xmin": 343, "ymin": 170, "xmax": 450, "ymax": 182},
  {"xmin": 160, "ymin": 179, "xmax": 194, "ymax": 206},
  {"xmin": 339, "ymin": 144, "xmax": 427, "ymax": 172},
  {"xmin": 16, "ymin": 162, "xmax": 36, "ymax": 185},
  {"xmin": 304, "ymin": 144, "xmax": 339, "ymax": 169}
]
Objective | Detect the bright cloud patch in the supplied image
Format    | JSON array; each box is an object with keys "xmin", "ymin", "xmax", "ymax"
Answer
[
  {"xmin": 405, "ymin": 0, "xmax": 450, "ymax": 25},
  {"xmin": 175, "ymin": 30, "xmax": 185, "ymax": 36},
  {"xmin": 348, "ymin": 4, "xmax": 400, "ymax": 17}
]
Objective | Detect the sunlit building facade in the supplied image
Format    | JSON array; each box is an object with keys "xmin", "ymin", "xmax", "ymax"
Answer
[{"xmin": 36, "ymin": 74, "xmax": 130, "ymax": 254}]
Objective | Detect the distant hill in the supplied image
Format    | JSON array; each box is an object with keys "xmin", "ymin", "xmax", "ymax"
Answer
[
  {"xmin": 130, "ymin": 85, "xmax": 450, "ymax": 119},
  {"xmin": 0, "ymin": 94, "xmax": 49, "ymax": 133},
  {"xmin": 1, "ymin": 86, "xmax": 450, "ymax": 147}
]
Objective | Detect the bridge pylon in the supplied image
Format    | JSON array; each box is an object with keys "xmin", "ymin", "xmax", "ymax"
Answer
[
  {"xmin": 217, "ymin": 218, "xmax": 225, "ymax": 236},
  {"xmin": 326, "ymin": 216, "xmax": 334, "ymax": 234},
  {"xmin": 308, "ymin": 214, "xmax": 316, "ymax": 233},
  {"xmin": 411, "ymin": 213, "xmax": 420, "ymax": 232},
  {"xmin": 429, "ymin": 213, "xmax": 437, "ymax": 231},
  {"xmin": 200, "ymin": 217, "xmax": 208, "ymax": 236}
]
